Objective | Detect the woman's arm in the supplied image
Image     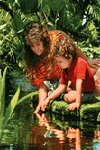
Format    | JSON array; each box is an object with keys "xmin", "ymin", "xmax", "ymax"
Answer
[{"xmin": 34, "ymin": 84, "xmax": 48, "ymax": 113}]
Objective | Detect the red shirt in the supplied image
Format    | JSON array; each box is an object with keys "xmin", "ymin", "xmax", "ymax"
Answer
[
  {"xmin": 31, "ymin": 62, "xmax": 62, "ymax": 86},
  {"xmin": 60, "ymin": 57, "xmax": 95, "ymax": 92}
]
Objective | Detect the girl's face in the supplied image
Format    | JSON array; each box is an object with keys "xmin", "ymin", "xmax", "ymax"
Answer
[
  {"xmin": 30, "ymin": 41, "xmax": 44, "ymax": 56},
  {"xmin": 55, "ymin": 55, "xmax": 72, "ymax": 69}
]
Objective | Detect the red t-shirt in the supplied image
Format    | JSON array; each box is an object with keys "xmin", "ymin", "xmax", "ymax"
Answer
[
  {"xmin": 31, "ymin": 61, "xmax": 62, "ymax": 86},
  {"xmin": 60, "ymin": 57, "xmax": 95, "ymax": 92}
]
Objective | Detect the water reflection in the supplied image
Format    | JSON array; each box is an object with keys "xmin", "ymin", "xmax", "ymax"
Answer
[
  {"xmin": 0, "ymin": 110, "xmax": 100, "ymax": 150},
  {"xmin": 29, "ymin": 113, "xmax": 82, "ymax": 150},
  {"xmin": 28, "ymin": 112, "xmax": 100, "ymax": 150},
  {"xmin": 93, "ymin": 130, "xmax": 100, "ymax": 150}
]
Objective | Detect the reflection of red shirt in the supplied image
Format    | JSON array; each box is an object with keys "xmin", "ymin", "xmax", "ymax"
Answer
[{"xmin": 60, "ymin": 57, "xmax": 95, "ymax": 92}]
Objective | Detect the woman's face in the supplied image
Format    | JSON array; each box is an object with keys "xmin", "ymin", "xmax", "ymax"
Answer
[
  {"xmin": 55, "ymin": 55, "xmax": 71, "ymax": 69},
  {"xmin": 30, "ymin": 41, "xmax": 44, "ymax": 56}
]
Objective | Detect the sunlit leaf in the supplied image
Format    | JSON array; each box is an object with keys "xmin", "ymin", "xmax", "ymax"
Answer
[
  {"xmin": 0, "ymin": 67, "xmax": 7, "ymax": 117},
  {"xmin": 17, "ymin": 91, "xmax": 38, "ymax": 105},
  {"xmin": 0, "ymin": 24, "xmax": 6, "ymax": 30},
  {"xmin": 3, "ymin": 87, "xmax": 20, "ymax": 129}
]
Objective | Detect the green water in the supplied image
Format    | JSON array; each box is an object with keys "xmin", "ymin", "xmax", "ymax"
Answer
[{"xmin": 0, "ymin": 103, "xmax": 100, "ymax": 150}]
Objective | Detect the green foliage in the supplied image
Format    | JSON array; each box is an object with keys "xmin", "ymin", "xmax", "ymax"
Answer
[
  {"xmin": 0, "ymin": 67, "xmax": 38, "ymax": 140},
  {"xmin": 80, "ymin": 101, "xmax": 100, "ymax": 121},
  {"xmin": 77, "ymin": 42, "xmax": 100, "ymax": 58},
  {"xmin": 87, "ymin": 3, "xmax": 100, "ymax": 21},
  {"xmin": 3, "ymin": 87, "xmax": 20, "ymax": 129},
  {"xmin": 49, "ymin": 99, "xmax": 100, "ymax": 122},
  {"xmin": 19, "ymin": 0, "xmax": 38, "ymax": 14},
  {"xmin": 39, "ymin": 0, "xmax": 100, "ymax": 46},
  {"xmin": 0, "ymin": 68, "xmax": 20, "ymax": 139},
  {"xmin": 17, "ymin": 91, "xmax": 38, "ymax": 105},
  {"xmin": 0, "ymin": 0, "xmax": 100, "ymax": 71},
  {"xmin": 0, "ymin": 9, "xmax": 23, "ymax": 70},
  {"xmin": 0, "ymin": 67, "xmax": 7, "ymax": 132}
]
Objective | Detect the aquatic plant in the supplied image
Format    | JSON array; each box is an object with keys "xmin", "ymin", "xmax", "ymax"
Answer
[
  {"xmin": 0, "ymin": 67, "xmax": 38, "ymax": 140},
  {"xmin": 0, "ymin": 67, "xmax": 20, "ymax": 139}
]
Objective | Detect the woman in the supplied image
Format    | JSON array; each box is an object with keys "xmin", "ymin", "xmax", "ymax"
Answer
[{"xmin": 24, "ymin": 22, "xmax": 100, "ymax": 113}]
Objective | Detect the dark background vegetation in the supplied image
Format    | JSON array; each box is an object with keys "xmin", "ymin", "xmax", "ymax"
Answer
[{"xmin": 0, "ymin": 0, "xmax": 100, "ymax": 72}]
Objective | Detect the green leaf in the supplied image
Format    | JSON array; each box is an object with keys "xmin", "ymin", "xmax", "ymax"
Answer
[
  {"xmin": 0, "ymin": 24, "xmax": 6, "ymax": 30},
  {"xmin": 0, "ymin": 67, "xmax": 7, "ymax": 118},
  {"xmin": 3, "ymin": 87, "xmax": 20, "ymax": 129},
  {"xmin": 12, "ymin": 13, "xmax": 24, "ymax": 32},
  {"xmin": 19, "ymin": 0, "xmax": 38, "ymax": 14},
  {"xmin": 17, "ymin": 91, "xmax": 38, "ymax": 105}
]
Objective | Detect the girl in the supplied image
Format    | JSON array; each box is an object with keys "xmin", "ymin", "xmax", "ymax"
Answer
[{"xmin": 42, "ymin": 48, "xmax": 95, "ymax": 111}]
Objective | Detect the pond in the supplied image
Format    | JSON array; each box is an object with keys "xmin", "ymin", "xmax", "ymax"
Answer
[{"xmin": 0, "ymin": 101, "xmax": 100, "ymax": 150}]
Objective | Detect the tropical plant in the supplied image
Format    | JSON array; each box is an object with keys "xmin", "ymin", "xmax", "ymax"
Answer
[
  {"xmin": 0, "ymin": 0, "xmax": 100, "ymax": 72},
  {"xmin": 0, "ymin": 67, "xmax": 38, "ymax": 141},
  {"xmin": 39, "ymin": 0, "xmax": 100, "ymax": 45}
]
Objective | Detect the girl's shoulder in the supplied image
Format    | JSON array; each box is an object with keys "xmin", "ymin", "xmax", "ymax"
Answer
[{"xmin": 77, "ymin": 57, "xmax": 87, "ymax": 64}]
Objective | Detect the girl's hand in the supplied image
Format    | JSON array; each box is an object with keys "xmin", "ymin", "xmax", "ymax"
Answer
[{"xmin": 68, "ymin": 102, "xmax": 80, "ymax": 111}]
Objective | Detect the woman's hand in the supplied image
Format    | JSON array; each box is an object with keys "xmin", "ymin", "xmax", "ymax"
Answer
[
  {"xmin": 88, "ymin": 58, "xmax": 100, "ymax": 74},
  {"xmin": 34, "ymin": 104, "xmax": 41, "ymax": 114},
  {"xmin": 41, "ymin": 97, "xmax": 51, "ymax": 111},
  {"xmin": 36, "ymin": 113, "xmax": 48, "ymax": 126}
]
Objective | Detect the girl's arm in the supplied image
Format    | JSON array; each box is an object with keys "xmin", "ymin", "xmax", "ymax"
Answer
[
  {"xmin": 75, "ymin": 79, "xmax": 83, "ymax": 106},
  {"xmin": 42, "ymin": 84, "xmax": 66, "ymax": 110}
]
